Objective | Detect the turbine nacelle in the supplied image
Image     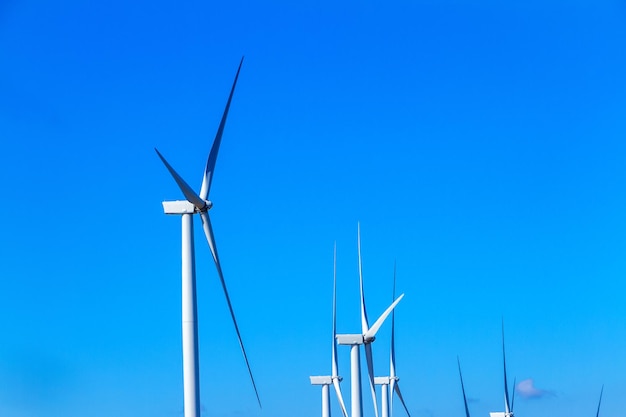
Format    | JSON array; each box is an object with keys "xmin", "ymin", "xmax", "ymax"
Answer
[
  {"xmin": 374, "ymin": 376, "xmax": 392, "ymax": 385},
  {"xmin": 310, "ymin": 376, "xmax": 333, "ymax": 385},
  {"xmin": 336, "ymin": 334, "xmax": 366, "ymax": 345},
  {"xmin": 162, "ymin": 200, "xmax": 213, "ymax": 215}
]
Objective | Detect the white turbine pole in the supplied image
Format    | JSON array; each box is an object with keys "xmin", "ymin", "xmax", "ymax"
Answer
[
  {"xmin": 336, "ymin": 335, "xmax": 366, "ymax": 417},
  {"xmin": 350, "ymin": 343, "xmax": 363, "ymax": 417},
  {"xmin": 374, "ymin": 377, "xmax": 390, "ymax": 417},
  {"xmin": 181, "ymin": 213, "xmax": 200, "ymax": 417},
  {"xmin": 322, "ymin": 384, "xmax": 330, "ymax": 417},
  {"xmin": 310, "ymin": 377, "xmax": 334, "ymax": 417},
  {"xmin": 381, "ymin": 383, "xmax": 389, "ymax": 417}
]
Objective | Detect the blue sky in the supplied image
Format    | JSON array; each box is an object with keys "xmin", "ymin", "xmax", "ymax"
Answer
[{"xmin": 1, "ymin": 1, "xmax": 626, "ymax": 416}]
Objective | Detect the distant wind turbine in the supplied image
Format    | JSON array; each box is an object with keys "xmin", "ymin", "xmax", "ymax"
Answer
[
  {"xmin": 376, "ymin": 262, "xmax": 410, "ymax": 417},
  {"xmin": 337, "ymin": 223, "xmax": 404, "ymax": 417},
  {"xmin": 310, "ymin": 243, "xmax": 350, "ymax": 417},
  {"xmin": 155, "ymin": 57, "xmax": 260, "ymax": 417},
  {"xmin": 388, "ymin": 262, "xmax": 410, "ymax": 417}
]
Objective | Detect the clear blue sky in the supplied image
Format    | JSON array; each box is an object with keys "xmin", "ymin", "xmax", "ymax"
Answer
[{"xmin": 1, "ymin": 1, "xmax": 626, "ymax": 416}]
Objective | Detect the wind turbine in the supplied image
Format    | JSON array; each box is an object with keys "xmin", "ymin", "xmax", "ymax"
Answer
[
  {"xmin": 490, "ymin": 323, "xmax": 513, "ymax": 417},
  {"xmin": 310, "ymin": 243, "xmax": 350, "ymax": 417},
  {"xmin": 388, "ymin": 262, "xmax": 410, "ymax": 417},
  {"xmin": 336, "ymin": 223, "xmax": 405, "ymax": 417},
  {"xmin": 457, "ymin": 357, "xmax": 471, "ymax": 417},
  {"xmin": 375, "ymin": 262, "xmax": 410, "ymax": 417},
  {"xmin": 595, "ymin": 385, "xmax": 604, "ymax": 417},
  {"xmin": 155, "ymin": 57, "xmax": 260, "ymax": 417}
]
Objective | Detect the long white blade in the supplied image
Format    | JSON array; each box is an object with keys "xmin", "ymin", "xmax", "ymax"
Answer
[
  {"xmin": 390, "ymin": 262, "xmax": 397, "ymax": 416},
  {"xmin": 511, "ymin": 377, "xmax": 516, "ymax": 412},
  {"xmin": 364, "ymin": 343, "xmax": 379, "ymax": 417},
  {"xmin": 390, "ymin": 262, "xmax": 397, "ymax": 377},
  {"xmin": 333, "ymin": 378, "xmax": 349, "ymax": 417},
  {"xmin": 502, "ymin": 322, "xmax": 511, "ymax": 414},
  {"xmin": 332, "ymin": 242, "xmax": 339, "ymax": 378},
  {"xmin": 596, "ymin": 385, "xmax": 604, "ymax": 417},
  {"xmin": 364, "ymin": 294, "xmax": 404, "ymax": 341},
  {"xmin": 199, "ymin": 57, "xmax": 244, "ymax": 200},
  {"xmin": 155, "ymin": 148, "xmax": 206, "ymax": 210},
  {"xmin": 331, "ymin": 242, "xmax": 348, "ymax": 417},
  {"xmin": 458, "ymin": 357, "xmax": 471, "ymax": 417},
  {"xmin": 394, "ymin": 382, "xmax": 411, "ymax": 417},
  {"xmin": 358, "ymin": 223, "xmax": 370, "ymax": 334},
  {"xmin": 199, "ymin": 211, "xmax": 261, "ymax": 407}
]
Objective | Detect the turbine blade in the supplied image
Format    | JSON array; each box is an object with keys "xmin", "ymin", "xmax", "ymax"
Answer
[
  {"xmin": 333, "ymin": 378, "xmax": 349, "ymax": 417},
  {"xmin": 511, "ymin": 377, "xmax": 516, "ymax": 412},
  {"xmin": 390, "ymin": 262, "xmax": 397, "ymax": 417},
  {"xmin": 364, "ymin": 343, "xmax": 379, "ymax": 417},
  {"xmin": 390, "ymin": 261, "xmax": 397, "ymax": 379},
  {"xmin": 502, "ymin": 321, "xmax": 511, "ymax": 414},
  {"xmin": 394, "ymin": 382, "xmax": 411, "ymax": 417},
  {"xmin": 155, "ymin": 148, "xmax": 206, "ymax": 210},
  {"xmin": 199, "ymin": 57, "xmax": 244, "ymax": 200},
  {"xmin": 199, "ymin": 211, "xmax": 261, "ymax": 408},
  {"xmin": 458, "ymin": 356, "xmax": 471, "ymax": 417},
  {"xmin": 358, "ymin": 222, "xmax": 370, "ymax": 334},
  {"xmin": 596, "ymin": 385, "xmax": 604, "ymax": 417},
  {"xmin": 364, "ymin": 294, "xmax": 404, "ymax": 340},
  {"xmin": 332, "ymin": 242, "xmax": 339, "ymax": 378}
]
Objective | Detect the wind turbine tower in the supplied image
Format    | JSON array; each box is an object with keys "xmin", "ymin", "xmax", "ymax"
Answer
[{"xmin": 156, "ymin": 58, "xmax": 260, "ymax": 417}]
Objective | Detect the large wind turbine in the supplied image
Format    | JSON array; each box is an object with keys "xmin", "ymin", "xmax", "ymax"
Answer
[
  {"xmin": 155, "ymin": 58, "xmax": 260, "ymax": 417},
  {"xmin": 490, "ymin": 323, "xmax": 513, "ymax": 417},
  {"xmin": 310, "ymin": 243, "xmax": 350, "ymax": 417},
  {"xmin": 376, "ymin": 262, "xmax": 410, "ymax": 417},
  {"xmin": 336, "ymin": 224, "xmax": 405, "ymax": 417}
]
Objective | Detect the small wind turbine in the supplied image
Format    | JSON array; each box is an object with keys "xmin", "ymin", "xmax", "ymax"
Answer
[
  {"xmin": 595, "ymin": 385, "xmax": 604, "ymax": 417},
  {"xmin": 375, "ymin": 262, "xmax": 410, "ymax": 417},
  {"xmin": 336, "ymin": 223, "xmax": 404, "ymax": 417},
  {"xmin": 490, "ymin": 323, "xmax": 513, "ymax": 417},
  {"xmin": 457, "ymin": 357, "xmax": 471, "ymax": 417},
  {"xmin": 155, "ymin": 58, "xmax": 260, "ymax": 417},
  {"xmin": 310, "ymin": 243, "xmax": 350, "ymax": 417}
]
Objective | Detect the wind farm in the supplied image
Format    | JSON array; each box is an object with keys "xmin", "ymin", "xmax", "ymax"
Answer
[{"xmin": 2, "ymin": 2, "xmax": 626, "ymax": 417}]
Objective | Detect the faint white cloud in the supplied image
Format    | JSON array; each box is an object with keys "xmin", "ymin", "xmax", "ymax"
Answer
[{"xmin": 515, "ymin": 378, "xmax": 554, "ymax": 399}]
